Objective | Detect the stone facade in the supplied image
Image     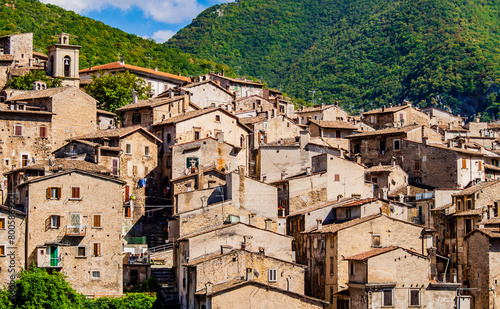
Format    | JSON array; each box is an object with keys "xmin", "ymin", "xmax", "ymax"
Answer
[
  {"xmin": 201, "ymin": 73, "xmax": 264, "ymax": 99},
  {"xmin": 233, "ymin": 95, "xmax": 274, "ymax": 113},
  {"xmin": 16, "ymin": 170, "xmax": 124, "ymax": 297},
  {"xmin": 47, "ymin": 33, "xmax": 81, "ymax": 87},
  {"xmin": 242, "ymin": 112, "xmax": 301, "ymax": 150},
  {"xmin": 182, "ymin": 80, "xmax": 234, "ymax": 109},
  {"xmin": 296, "ymin": 104, "xmax": 349, "ymax": 125},
  {"xmin": 361, "ymin": 101, "xmax": 430, "ymax": 130}
]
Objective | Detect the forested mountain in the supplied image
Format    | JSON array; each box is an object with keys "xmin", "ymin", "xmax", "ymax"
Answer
[
  {"xmin": 0, "ymin": 0, "xmax": 232, "ymax": 78},
  {"xmin": 168, "ymin": 0, "xmax": 500, "ymax": 117}
]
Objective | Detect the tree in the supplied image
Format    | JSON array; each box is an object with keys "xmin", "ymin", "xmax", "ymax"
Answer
[
  {"xmin": 6, "ymin": 70, "xmax": 62, "ymax": 90},
  {"xmin": 84, "ymin": 71, "xmax": 151, "ymax": 112}
]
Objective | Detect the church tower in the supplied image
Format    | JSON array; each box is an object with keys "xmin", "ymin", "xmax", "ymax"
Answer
[{"xmin": 47, "ymin": 33, "xmax": 81, "ymax": 87}]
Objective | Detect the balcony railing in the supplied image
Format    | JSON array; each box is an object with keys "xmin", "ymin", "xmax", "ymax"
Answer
[
  {"xmin": 65, "ymin": 225, "xmax": 87, "ymax": 236},
  {"xmin": 38, "ymin": 257, "xmax": 64, "ymax": 268}
]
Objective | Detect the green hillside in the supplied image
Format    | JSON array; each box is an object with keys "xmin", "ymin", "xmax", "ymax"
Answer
[
  {"xmin": 0, "ymin": 0, "xmax": 232, "ymax": 78},
  {"xmin": 168, "ymin": 0, "xmax": 500, "ymax": 117}
]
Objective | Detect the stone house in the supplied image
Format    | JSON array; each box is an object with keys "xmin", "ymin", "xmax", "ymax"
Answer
[
  {"xmin": 15, "ymin": 169, "xmax": 125, "ymax": 297},
  {"xmin": 302, "ymin": 214, "xmax": 434, "ymax": 302},
  {"xmin": 466, "ymin": 122, "xmax": 500, "ymax": 150},
  {"xmin": 200, "ymin": 72, "xmax": 264, "ymax": 99},
  {"xmin": 1, "ymin": 87, "xmax": 98, "ymax": 172},
  {"xmin": 415, "ymin": 188, "xmax": 460, "ymax": 227},
  {"xmin": 195, "ymin": 280, "xmax": 328, "ymax": 309},
  {"xmin": 116, "ymin": 94, "xmax": 199, "ymax": 130},
  {"xmin": 233, "ymin": 95, "xmax": 275, "ymax": 114},
  {"xmin": 240, "ymin": 111, "xmax": 301, "ymax": 150},
  {"xmin": 0, "ymin": 32, "xmax": 38, "ymax": 89},
  {"xmin": 185, "ymin": 249, "xmax": 308, "ymax": 308},
  {"xmin": 175, "ymin": 222, "xmax": 295, "ymax": 308},
  {"xmin": 346, "ymin": 246, "xmax": 460, "ymax": 309},
  {"xmin": 465, "ymin": 228, "xmax": 500, "ymax": 309},
  {"xmin": 65, "ymin": 126, "xmax": 162, "ymax": 232},
  {"xmin": 347, "ymin": 124, "xmax": 443, "ymax": 167},
  {"xmin": 432, "ymin": 123, "xmax": 469, "ymax": 141},
  {"xmin": 79, "ymin": 61, "xmax": 191, "ymax": 97},
  {"xmin": 422, "ymin": 107, "xmax": 464, "ymax": 127},
  {"xmin": 365, "ymin": 161, "xmax": 408, "ymax": 198},
  {"xmin": 179, "ymin": 80, "xmax": 234, "ymax": 109},
  {"xmin": 96, "ymin": 109, "xmax": 116, "ymax": 130},
  {"xmin": 308, "ymin": 119, "xmax": 358, "ymax": 151},
  {"xmin": 296, "ymin": 103, "xmax": 349, "ymax": 125},
  {"xmin": 361, "ymin": 101, "xmax": 430, "ymax": 130}
]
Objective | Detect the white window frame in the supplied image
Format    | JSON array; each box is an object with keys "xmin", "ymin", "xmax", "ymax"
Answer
[
  {"xmin": 13, "ymin": 124, "xmax": 23, "ymax": 136},
  {"xmin": 268, "ymin": 268, "xmax": 277, "ymax": 282},
  {"xmin": 125, "ymin": 143, "xmax": 132, "ymax": 155},
  {"xmin": 50, "ymin": 215, "xmax": 59, "ymax": 229}
]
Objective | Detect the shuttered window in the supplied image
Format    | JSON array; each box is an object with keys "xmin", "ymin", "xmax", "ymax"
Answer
[
  {"xmin": 71, "ymin": 187, "xmax": 80, "ymax": 199},
  {"xmin": 46, "ymin": 187, "xmax": 61, "ymax": 199},
  {"xmin": 93, "ymin": 243, "xmax": 101, "ymax": 256},
  {"xmin": 93, "ymin": 215, "xmax": 101, "ymax": 228}
]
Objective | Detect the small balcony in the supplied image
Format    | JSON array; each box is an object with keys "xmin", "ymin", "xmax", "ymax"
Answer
[
  {"xmin": 38, "ymin": 257, "xmax": 64, "ymax": 268},
  {"xmin": 65, "ymin": 225, "xmax": 86, "ymax": 236}
]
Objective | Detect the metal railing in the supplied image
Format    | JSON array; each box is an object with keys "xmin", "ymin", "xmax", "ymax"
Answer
[
  {"xmin": 38, "ymin": 257, "xmax": 64, "ymax": 268},
  {"xmin": 65, "ymin": 225, "xmax": 87, "ymax": 236},
  {"xmin": 149, "ymin": 243, "xmax": 173, "ymax": 254}
]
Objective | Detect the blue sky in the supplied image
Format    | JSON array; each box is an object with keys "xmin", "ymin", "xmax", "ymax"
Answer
[{"xmin": 40, "ymin": 0, "xmax": 233, "ymax": 43}]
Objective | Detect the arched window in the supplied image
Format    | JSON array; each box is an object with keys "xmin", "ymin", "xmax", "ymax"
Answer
[{"xmin": 63, "ymin": 56, "xmax": 71, "ymax": 77}]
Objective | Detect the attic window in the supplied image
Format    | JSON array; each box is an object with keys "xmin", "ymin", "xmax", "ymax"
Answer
[
  {"xmin": 215, "ymin": 115, "xmax": 221, "ymax": 122},
  {"xmin": 132, "ymin": 113, "xmax": 141, "ymax": 124}
]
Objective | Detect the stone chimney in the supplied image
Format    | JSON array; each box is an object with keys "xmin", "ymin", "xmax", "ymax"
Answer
[
  {"xmin": 321, "ymin": 103, "xmax": 325, "ymax": 109},
  {"xmin": 154, "ymin": 67, "xmax": 158, "ymax": 72},
  {"xmin": 399, "ymin": 194, "xmax": 405, "ymax": 203},
  {"xmin": 355, "ymin": 155, "xmax": 362, "ymax": 164},
  {"xmin": 391, "ymin": 157, "xmax": 396, "ymax": 168},
  {"xmin": 222, "ymin": 69, "xmax": 225, "ymax": 77},
  {"xmin": 248, "ymin": 213, "xmax": 256, "ymax": 226},
  {"xmin": 132, "ymin": 91, "xmax": 138, "ymax": 103},
  {"xmin": 206, "ymin": 282, "xmax": 213, "ymax": 295},
  {"xmin": 299, "ymin": 130, "xmax": 310, "ymax": 148},
  {"xmin": 316, "ymin": 219, "xmax": 323, "ymax": 230},
  {"xmin": 168, "ymin": 88, "xmax": 174, "ymax": 99},
  {"xmin": 306, "ymin": 167, "xmax": 311, "ymax": 175}
]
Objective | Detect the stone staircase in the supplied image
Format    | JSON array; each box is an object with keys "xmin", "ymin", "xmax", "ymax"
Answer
[{"xmin": 151, "ymin": 267, "xmax": 178, "ymax": 308}]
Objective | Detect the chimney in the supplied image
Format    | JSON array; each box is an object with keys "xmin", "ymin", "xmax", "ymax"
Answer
[
  {"xmin": 299, "ymin": 130, "xmax": 310, "ymax": 148},
  {"xmin": 449, "ymin": 123, "xmax": 453, "ymax": 130},
  {"xmin": 222, "ymin": 69, "xmax": 225, "ymax": 77},
  {"xmin": 355, "ymin": 155, "xmax": 362, "ymax": 164},
  {"xmin": 382, "ymin": 188, "xmax": 388, "ymax": 200},
  {"xmin": 399, "ymin": 194, "xmax": 405, "ymax": 203},
  {"xmin": 272, "ymin": 108, "xmax": 276, "ymax": 117},
  {"xmin": 154, "ymin": 67, "xmax": 158, "ymax": 72},
  {"xmin": 132, "ymin": 91, "xmax": 138, "ymax": 103},
  {"xmin": 168, "ymin": 88, "xmax": 174, "ymax": 99},
  {"xmin": 306, "ymin": 167, "xmax": 311, "ymax": 175},
  {"xmin": 248, "ymin": 213, "xmax": 256, "ymax": 226},
  {"xmin": 198, "ymin": 165, "xmax": 205, "ymax": 189},
  {"xmin": 206, "ymin": 282, "xmax": 213, "ymax": 295},
  {"xmin": 391, "ymin": 157, "xmax": 396, "ymax": 168},
  {"xmin": 267, "ymin": 110, "xmax": 271, "ymax": 120},
  {"xmin": 382, "ymin": 105, "xmax": 385, "ymax": 112},
  {"xmin": 321, "ymin": 103, "xmax": 325, "ymax": 109},
  {"xmin": 407, "ymin": 185, "xmax": 411, "ymax": 196},
  {"xmin": 316, "ymin": 218, "xmax": 323, "ymax": 230}
]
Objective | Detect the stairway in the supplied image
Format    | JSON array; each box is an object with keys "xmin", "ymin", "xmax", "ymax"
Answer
[{"xmin": 151, "ymin": 267, "xmax": 178, "ymax": 308}]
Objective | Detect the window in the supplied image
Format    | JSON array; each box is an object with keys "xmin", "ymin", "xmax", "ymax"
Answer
[
  {"xmin": 0, "ymin": 218, "xmax": 4, "ymax": 229},
  {"xmin": 92, "ymin": 243, "xmax": 101, "ymax": 256},
  {"xmin": 76, "ymin": 246, "xmax": 86, "ymax": 257},
  {"xmin": 14, "ymin": 124, "xmax": 22, "ymax": 136},
  {"xmin": 132, "ymin": 113, "xmax": 141, "ymax": 124},
  {"xmin": 93, "ymin": 215, "xmax": 101, "ymax": 228},
  {"xmin": 479, "ymin": 161, "xmax": 482, "ymax": 171},
  {"xmin": 46, "ymin": 187, "xmax": 61, "ymax": 199},
  {"xmin": 50, "ymin": 215, "xmax": 60, "ymax": 229},
  {"xmin": 166, "ymin": 133, "xmax": 172, "ymax": 143},
  {"xmin": 265, "ymin": 220, "xmax": 272, "ymax": 230},
  {"xmin": 465, "ymin": 218, "xmax": 473, "ymax": 235},
  {"xmin": 462, "ymin": 158, "xmax": 467, "ymax": 169},
  {"xmin": 144, "ymin": 146, "xmax": 150, "ymax": 156},
  {"xmin": 71, "ymin": 187, "xmax": 80, "ymax": 199},
  {"xmin": 409, "ymin": 289, "xmax": 420, "ymax": 306},
  {"xmin": 382, "ymin": 289, "xmax": 393, "ymax": 306},
  {"xmin": 379, "ymin": 140, "xmax": 386, "ymax": 151},
  {"xmin": 112, "ymin": 158, "xmax": 119, "ymax": 176},
  {"xmin": 330, "ymin": 257, "xmax": 334, "ymax": 275},
  {"xmin": 372, "ymin": 235, "xmax": 381, "ymax": 247},
  {"xmin": 467, "ymin": 199, "xmax": 472, "ymax": 210},
  {"xmin": 39, "ymin": 126, "xmax": 48, "ymax": 138},
  {"xmin": 334, "ymin": 174, "xmax": 340, "ymax": 182},
  {"xmin": 0, "ymin": 246, "xmax": 4, "ymax": 256},
  {"xmin": 336, "ymin": 130, "xmax": 341, "ymax": 139},
  {"xmin": 132, "ymin": 165, "xmax": 138, "ymax": 176},
  {"xmin": 124, "ymin": 206, "xmax": 131, "ymax": 218},
  {"xmin": 268, "ymin": 269, "xmax": 277, "ymax": 282},
  {"xmin": 354, "ymin": 143, "xmax": 361, "ymax": 154},
  {"xmin": 370, "ymin": 115, "xmax": 375, "ymax": 123},
  {"xmin": 350, "ymin": 262, "xmax": 355, "ymax": 275},
  {"xmin": 372, "ymin": 177, "xmax": 378, "ymax": 184},
  {"xmin": 215, "ymin": 115, "xmax": 221, "ymax": 122},
  {"xmin": 457, "ymin": 200, "xmax": 462, "ymax": 211},
  {"xmin": 414, "ymin": 161, "xmax": 421, "ymax": 171},
  {"xmin": 21, "ymin": 154, "xmax": 29, "ymax": 167},
  {"xmin": 125, "ymin": 143, "xmax": 132, "ymax": 155},
  {"xmin": 394, "ymin": 139, "xmax": 401, "ymax": 151},
  {"xmin": 91, "ymin": 270, "xmax": 101, "ymax": 279},
  {"xmin": 194, "ymin": 131, "xmax": 200, "ymax": 140}
]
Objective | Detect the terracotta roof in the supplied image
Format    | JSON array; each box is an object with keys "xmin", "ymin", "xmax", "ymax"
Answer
[
  {"xmin": 333, "ymin": 198, "xmax": 378, "ymax": 209},
  {"xmin": 366, "ymin": 165, "xmax": 397, "ymax": 173},
  {"xmin": 485, "ymin": 164, "xmax": 500, "ymax": 172},
  {"xmin": 115, "ymin": 95, "xmax": 189, "ymax": 112},
  {"xmin": 0, "ymin": 55, "xmax": 14, "ymax": 61},
  {"xmin": 344, "ymin": 247, "xmax": 398, "ymax": 260},
  {"xmin": 75, "ymin": 125, "xmax": 162, "ymax": 143},
  {"xmin": 452, "ymin": 180, "xmax": 500, "ymax": 197},
  {"xmin": 431, "ymin": 203, "xmax": 453, "ymax": 212},
  {"xmin": 209, "ymin": 73, "xmax": 263, "ymax": 86},
  {"xmin": 287, "ymin": 197, "xmax": 359, "ymax": 217},
  {"xmin": 309, "ymin": 119, "xmax": 357, "ymax": 130},
  {"xmin": 296, "ymin": 104, "xmax": 343, "ymax": 114},
  {"xmin": 32, "ymin": 51, "xmax": 48, "ymax": 58},
  {"xmin": 344, "ymin": 246, "xmax": 427, "ymax": 261},
  {"xmin": 453, "ymin": 208, "xmax": 484, "ymax": 217},
  {"xmin": 239, "ymin": 115, "xmax": 267, "ymax": 125},
  {"xmin": 6, "ymin": 87, "xmax": 81, "ymax": 101},
  {"xmin": 0, "ymin": 104, "xmax": 54, "ymax": 115},
  {"xmin": 427, "ymin": 143, "xmax": 494, "ymax": 157},
  {"xmin": 433, "ymin": 124, "xmax": 468, "ymax": 132},
  {"xmin": 346, "ymin": 125, "xmax": 421, "ymax": 138},
  {"xmin": 80, "ymin": 62, "xmax": 191, "ymax": 83},
  {"xmin": 362, "ymin": 105, "xmax": 409, "ymax": 115},
  {"xmin": 6, "ymin": 158, "xmax": 111, "ymax": 175},
  {"xmin": 388, "ymin": 183, "xmax": 434, "ymax": 197},
  {"xmin": 194, "ymin": 279, "xmax": 329, "ymax": 304},
  {"xmin": 480, "ymin": 217, "xmax": 500, "ymax": 226},
  {"xmin": 96, "ymin": 109, "xmax": 116, "ymax": 116},
  {"xmin": 467, "ymin": 228, "xmax": 500, "ymax": 239},
  {"xmin": 18, "ymin": 169, "xmax": 125, "ymax": 186}
]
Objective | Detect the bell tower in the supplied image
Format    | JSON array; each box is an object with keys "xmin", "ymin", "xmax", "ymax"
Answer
[{"xmin": 47, "ymin": 33, "xmax": 81, "ymax": 87}]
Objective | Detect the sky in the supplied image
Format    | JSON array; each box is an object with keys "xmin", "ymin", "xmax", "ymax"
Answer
[{"xmin": 39, "ymin": 0, "xmax": 233, "ymax": 43}]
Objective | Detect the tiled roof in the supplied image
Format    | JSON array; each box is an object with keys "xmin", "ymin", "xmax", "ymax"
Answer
[
  {"xmin": 362, "ymin": 105, "xmax": 409, "ymax": 115},
  {"xmin": 184, "ymin": 249, "xmax": 305, "ymax": 268},
  {"xmin": 177, "ymin": 222, "xmax": 292, "ymax": 241},
  {"xmin": 0, "ymin": 55, "xmax": 14, "ymax": 61},
  {"xmin": 182, "ymin": 80, "xmax": 234, "ymax": 96},
  {"xmin": 468, "ymin": 228, "xmax": 500, "ymax": 239},
  {"xmin": 452, "ymin": 180, "xmax": 500, "ymax": 197},
  {"xmin": 344, "ymin": 246, "xmax": 426, "ymax": 260},
  {"xmin": 80, "ymin": 62, "xmax": 191, "ymax": 83},
  {"xmin": 309, "ymin": 119, "xmax": 357, "ymax": 130},
  {"xmin": 194, "ymin": 279, "xmax": 329, "ymax": 304},
  {"xmin": 433, "ymin": 124, "xmax": 468, "ymax": 132},
  {"xmin": 388, "ymin": 183, "xmax": 434, "ymax": 197},
  {"xmin": 32, "ymin": 51, "xmax": 48, "ymax": 58},
  {"xmin": 480, "ymin": 217, "xmax": 500, "ymax": 226},
  {"xmin": 288, "ymin": 197, "xmax": 359, "ymax": 217},
  {"xmin": 346, "ymin": 125, "xmax": 421, "ymax": 138},
  {"xmin": 431, "ymin": 203, "xmax": 453, "ymax": 212},
  {"xmin": 19, "ymin": 169, "xmax": 125, "ymax": 186},
  {"xmin": 366, "ymin": 165, "xmax": 397, "ymax": 172},
  {"xmin": 239, "ymin": 115, "xmax": 267, "ymax": 125},
  {"xmin": 75, "ymin": 125, "xmax": 161, "ymax": 142},
  {"xmin": 153, "ymin": 107, "xmax": 221, "ymax": 126},
  {"xmin": 0, "ymin": 103, "xmax": 54, "ymax": 115},
  {"xmin": 333, "ymin": 198, "xmax": 378, "ymax": 209},
  {"xmin": 344, "ymin": 247, "xmax": 398, "ymax": 260},
  {"xmin": 453, "ymin": 208, "xmax": 484, "ymax": 217},
  {"xmin": 7, "ymin": 158, "xmax": 111, "ymax": 175},
  {"xmin": 428, "ymin": 143, "xmax": 493, "ymax": 157},
  {"xmin": 296, "ymin": 104, "xmax": 344, "ymax": 114},
  {"xmin": 115, "ymin": 95, "xmax": 188, "ymax": 112},
  {"xmin": 96, "ymin": 109, "xmax": 116, "ymax": 116},
  {"xmin": 6, "ymin": 87, "xmax": 73, "ymax": 101},
  {"xmin": 485, "ymin": 164, "xmax": 500, "ymax": 172},
  {"xmin": 305, "ymin": 214, "xmax": 382, "ymax": 234},
  {"xmin": 209, "ymin": 73, "xmax": 263, "ymax": 86}
]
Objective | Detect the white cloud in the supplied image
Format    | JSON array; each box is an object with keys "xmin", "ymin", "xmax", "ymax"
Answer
[
  {"xmin": 152, "ymin": 30, "xmax": 176, "ymax": 43},
  {"xmin": 39, "ymin": 0, "xmax": 208, "ymax": 24}
]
